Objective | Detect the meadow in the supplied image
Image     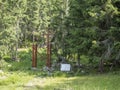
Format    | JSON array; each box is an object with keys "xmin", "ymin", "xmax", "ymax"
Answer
[{"xmin": 0, "ymin": 49, "xmax": 120, "ymax": 90}]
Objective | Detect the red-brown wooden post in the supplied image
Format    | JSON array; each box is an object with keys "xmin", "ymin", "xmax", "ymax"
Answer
[
  {"xmin": 32, "ymin": 44, "xmax": 37, "ymax": 68},
  {"xmin": 35, "ymin": 44, "xmax": 37, "ymax": 66}
]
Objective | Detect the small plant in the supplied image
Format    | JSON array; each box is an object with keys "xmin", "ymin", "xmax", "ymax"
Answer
[{"xmin": 3, "ymin": 56, "xmax": 12, "ymax": 62}]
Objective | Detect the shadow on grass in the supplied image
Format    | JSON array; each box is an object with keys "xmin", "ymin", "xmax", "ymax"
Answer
[
  {"xmin": 21, "ymin": 73, "xmax": 120, "ymax": 90},
  {"xmin": 20, "ymin": 76, "xmax": 87, "ymax": 90}
]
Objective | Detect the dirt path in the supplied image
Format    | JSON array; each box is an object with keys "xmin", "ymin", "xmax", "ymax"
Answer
[
  {"xmin": 24, "ymin": 77, "xmax": 47, "ymax": 90},
  {"xmin": 23, "ymin": 75, "xmax": 73, "ymax": 90}
]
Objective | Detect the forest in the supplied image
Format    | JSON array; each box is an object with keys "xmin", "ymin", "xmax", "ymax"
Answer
[{"xmin": 0, "ymin": 0, "xmax": 120, "ymax": 90}]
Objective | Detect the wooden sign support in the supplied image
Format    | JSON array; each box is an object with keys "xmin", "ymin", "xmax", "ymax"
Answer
[{"xmin": 32, "ymin": 44, "xmax": 37, "ymax": 68}]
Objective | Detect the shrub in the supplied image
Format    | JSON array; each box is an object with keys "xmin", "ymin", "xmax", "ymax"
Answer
[
  {"xmin": 3, "ymin": 56, "xmax": 12, "ymax": 62},
  {"xmin": 18, "ymin": 51, "xmax": 31, "ymax": 61}
]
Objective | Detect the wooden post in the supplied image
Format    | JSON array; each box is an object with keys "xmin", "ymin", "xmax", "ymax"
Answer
[
  {"xmin": 32, "ymin": 44, "xmax": 37, "ymax": 68},
  {"xmin": 35, "ymin": 44, "xmax": 37, "ymax": 66}
]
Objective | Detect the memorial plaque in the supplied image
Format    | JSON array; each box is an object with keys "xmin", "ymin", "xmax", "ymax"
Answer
[{"xmin": 60, "ymin": 64, "xmax": 71, "ymax": 71}]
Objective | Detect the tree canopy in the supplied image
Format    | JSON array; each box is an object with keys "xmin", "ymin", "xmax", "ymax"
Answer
[{"xmin": 0, "ymin": 0, "xmax": 120, "ymax": 72}]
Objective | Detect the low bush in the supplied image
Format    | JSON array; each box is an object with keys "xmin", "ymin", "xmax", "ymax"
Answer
[{"xmin": 3, "ymin": 56, "xmax": 12, "ymax": 62}]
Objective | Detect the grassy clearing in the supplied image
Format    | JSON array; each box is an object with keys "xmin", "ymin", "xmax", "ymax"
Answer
[
  {"xmin": 1, "ymin": 70, "xmax": 119, "ymax": 90},
  {"xmin": 31, "ymin": 73, "xmax": 120, "ymax": 90},
  {"xmin": 0, "ymin": 74, "xmax": 120, "ymax": 90},
  {"xmin": 0, "ymin": 48, "xmax": 120, "ymax": 90}
]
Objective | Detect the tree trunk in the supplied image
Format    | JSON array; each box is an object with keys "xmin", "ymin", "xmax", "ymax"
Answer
[
  {"xmin": 15, "ymin": 19, "xmax": 20, "ymax": 61},
  {"xmin": 77, "ymin": 50, "xmax": 80, "ymax": 68},
  {"xmin": 98, "ymin": 59, "xmax": 104, "ymax": 73}
]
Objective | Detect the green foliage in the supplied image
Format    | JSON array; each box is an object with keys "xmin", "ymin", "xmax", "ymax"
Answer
[
  {"xmin": 80, "ymin": 55, "xmax": 89, "ymax": 65},
  {"xmin": 53, "ymin": 71, "xmax": 68, "ymax": 77},
  {"xmin": 3, "ymin": 56, "xmax": 12, "ymax": 62},
  {"xmin": 89, "ymin": 56, "xmax": 101, "ymax": 67},
  {"xmin": 0, "ymin": 0, "xmax": 120, "ymax": 73},
  {"xmin": 110, "ymin": 27, "xmax": 120, "ymax": 41},
  {"xmin": 18, "ymin": 50, "xmax": 31, "ymax": 60},
  {"xmin": 8, "ymin": 60, "xmax": 31, "ymax": 71}
]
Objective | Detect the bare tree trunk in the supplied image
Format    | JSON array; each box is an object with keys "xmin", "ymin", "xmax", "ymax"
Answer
[
  {"xmin": 98, "ymin": 59, "xmax": 104, "ymax": 73},
  {"xmin": 15, "ymin": 19, "xmax": 20, "ymax": 61},
  {"xmin": 77, "ymin": 50, "xmax": 80, "ymax": 68}
]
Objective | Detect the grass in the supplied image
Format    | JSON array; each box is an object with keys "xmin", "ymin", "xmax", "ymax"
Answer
[
  {"xmin": 0, "ymin": 70, "xmax": 120, "ymax": 90},
  {"xmin": 0, "ymin": 71, "xmax": 33, "ymax": 90},
  {"xmin": 33, "ymin": 73, "xmax": 120, "ymax": 90},
  {"xmin": 0, "ymin": 48, "xmax": 120, "ymax": 90}
]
